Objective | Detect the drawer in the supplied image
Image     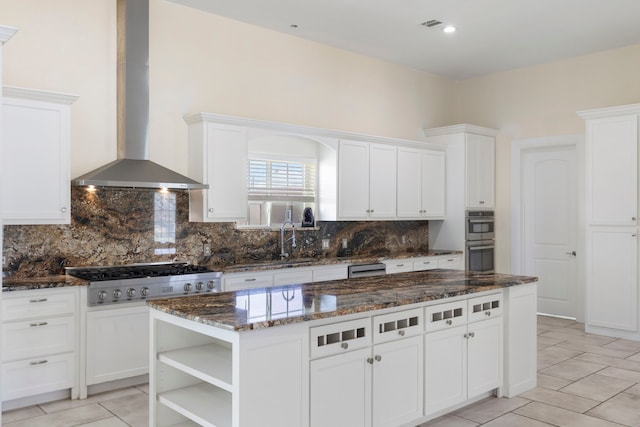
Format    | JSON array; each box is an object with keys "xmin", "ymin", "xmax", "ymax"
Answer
[
  {"xmin": 2, "ymin": 289, "xmax": 77, "ymax": 321},
  {"xmin": 310, "ymin": 317, "xmax": 371, "ymax": 359},
  {"xmin": 2, "ymin": 316, "xmax": 75, "ymax": 362},
  {"xmin": 223, "ymin": 272, "xmax": 274, "ymax": 291},
  {"xmin": 273, "ymin": 269, "xmax": 313, "ymax": 285},
  {"xmin": 2, "ymin": 352, "xmax": 75, "ymax": 401},
  {"xmin": 373, "ymin": 308, "xmax": 422, "ymax": 344},
  {"xmin": 384, "ymin": 260, "xmax": 413, "ymax": 274},
  {"xmin": 438, "ymin": 255, "xmax": 463, "ymax": 269},
  {"xmin": 425, "ymin": 300, "xmax": 467, "ymax": 332},
  {"xmin": 412, "ymin": 258, "xmax": 438, "ymax": 271},
  {"xmin": 312, "ymin": 266, "xmax": 348, "ymax": 282},
  {"xmin": 468, "ymin": 293, "xmax": 503, "ymax": 323}
]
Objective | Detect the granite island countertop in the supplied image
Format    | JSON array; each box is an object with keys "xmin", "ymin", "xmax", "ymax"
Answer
[{"xmin": 148, "ymin": 269, "xmax": 537, "ymax": 332}]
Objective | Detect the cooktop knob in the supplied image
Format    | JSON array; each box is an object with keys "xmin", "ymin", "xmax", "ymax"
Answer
[
  {"xmin": 207, "ymin": 280, "xmax": 216, "ymax": 290},
  {"xmin": 98, "ymin": 290, "xmax": 107, "ymax": 300},
  {"xmin": 195, "ymin": 282, "xmax": 204, "ymax": 291},
  {"xmin": 183, "ymin": 283, "xmax": 192, "ymax": 292},
  {"xmin": 141, "ymin": 287, "xmax": 150, "ymax": 297},
  {"xmin": 127, "ymin": 288, "xmax": 136, "ymax": 298},
  {"xmin": 113, "ymin": 289, "xmax": 122, "ymax": 298}
]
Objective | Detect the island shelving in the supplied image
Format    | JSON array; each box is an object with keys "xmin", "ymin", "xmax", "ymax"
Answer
[{"xmin": 148, "ymin": 270, "xmax": 537, "ymax": 427}]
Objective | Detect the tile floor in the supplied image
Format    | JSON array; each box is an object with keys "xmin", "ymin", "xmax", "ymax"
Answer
[{"xmin": 3, "ymin": 315, "xmax": 640, "ymax": 426}]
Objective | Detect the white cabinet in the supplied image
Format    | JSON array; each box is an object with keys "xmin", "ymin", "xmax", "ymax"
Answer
[
  {"xmin": 2, "ymin": 87, "xmax": 77, "ymax": 224},
  {"xmin": 338, "ymin": 140, "xmax": 396, "ymax": 219},
  {"xmin": 424, "ymin": 294, "xmax": 503, "ymax": 416},
  {"xmin": 397, "ymin": 148, "xmax": 445, "ymax": 219},
  {"xmin": 579, "ymin": 104, "xmax": 640, "ymax": 339},
  {"xmin": 223, "ymin": 264, "xmax": 349, "ymax": 292},
  {"xmin": 1, "ymin": 287, "xmax": 78, "ymax": 402},
  {"xmin": 465, "ymin": 133, "xmax": 495, "ymax": 209},
  {"xmin": 383, "ymin": 254, "xmax": 464, "ymax": 274},
  {"xmin": 224, "ymin": 271, "xmax": 274, "ymax": 291},
  {"xmin": 310, "ymin": 309, "xmax": 423, "ymax": 427},
  {"xmin": 186, "ymin": 115, "xmax": 248, "ymax": 222},
  {"xmin": 85, "ymin": 304, "xmax": 149, "ymax": 386}
]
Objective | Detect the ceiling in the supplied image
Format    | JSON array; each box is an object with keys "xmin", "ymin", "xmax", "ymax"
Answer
[{"xmin": 167, "ymin": 0, "xmax": 640, "ymax": 79}]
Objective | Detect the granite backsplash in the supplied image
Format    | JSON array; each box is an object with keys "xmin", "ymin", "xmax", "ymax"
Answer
[{"xmin": 3, "ymin": 187, "xmax": 429, "ymax": 278}]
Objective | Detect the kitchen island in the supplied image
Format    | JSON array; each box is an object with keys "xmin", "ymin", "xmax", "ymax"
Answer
[{"xmin": 148, "ymin": 269, "xmax": 537, "ymax": 427}]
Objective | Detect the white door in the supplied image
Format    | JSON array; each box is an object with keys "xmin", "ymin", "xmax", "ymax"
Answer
[{"xmin": 522, "ymin": 146, "xmax": 577, "ymax": 317}]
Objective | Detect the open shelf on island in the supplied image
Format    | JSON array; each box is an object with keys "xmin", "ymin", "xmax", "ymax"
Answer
[
  {"xmin": 159, "ymin": 383, "xmax": 232, "ymax": 427},
  {"xmin": 159, "ymin": 343, "xmax": 232, "ymax": 392}
]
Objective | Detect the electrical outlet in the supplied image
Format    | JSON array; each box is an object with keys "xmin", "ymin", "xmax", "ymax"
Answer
[
  {"xmin": 322, "ymin": 239, "xmax": 330, "ymax": 249},
  {"xmin": 203, "ymin": 243, "xmax": 211, "ymax": 256},
  {"xmin": 342, "ymin": 238, "xmax": 348, "ymax": 249}
]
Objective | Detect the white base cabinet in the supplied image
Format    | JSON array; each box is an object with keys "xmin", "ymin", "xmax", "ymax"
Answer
[
  {"xmin": 150, "ymin": 286, "xmax": 536, "ymax": 427},
  {"xmin": 1, "ymin": 287, "xmax": 79, "ymax": 402}
]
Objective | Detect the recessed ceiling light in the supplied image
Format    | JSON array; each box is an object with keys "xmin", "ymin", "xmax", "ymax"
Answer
[{"xmin": 443, "ymin": 25, "xmax": 456, "ymax": 33}]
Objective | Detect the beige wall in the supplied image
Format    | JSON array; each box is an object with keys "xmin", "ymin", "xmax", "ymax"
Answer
[
  {"xmin": 456, "ymin": 44, "xmax": 640, "ymax": 272},
  {"xmin": 0, "ymin": 0, "xmax": 457, "ymax": 179},
  {"xmin": 2, "ymin": 0, "xmax": 640, "ymax": 272}
]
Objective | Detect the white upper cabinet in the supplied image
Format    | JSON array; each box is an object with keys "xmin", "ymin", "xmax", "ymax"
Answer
[
  {"xmin": 186, "ymin": 115, "xmax": 248, "ymax": 222},
  {"xmin": 338, "ymin": 140, "xmax": 396, "ymax": 220},
  {"xmin": 2, "ymin": 87, "xmax": 77, "ymax": 225},
  {"xmin": 584, "ymin": 114, "xmax": 638, "ymax": 226},
  {"xmin": 465, "ymin": 133, "xmax": 495, "ymax": 209},
  {"xmin": 397, "ymin": 148, "xmax": 445, "ymax": 219}
]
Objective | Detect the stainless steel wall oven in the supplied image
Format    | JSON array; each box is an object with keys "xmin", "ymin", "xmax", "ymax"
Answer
[{"xmin": 466, "ymin": 210, "xmax": 495, "ymax": 272}]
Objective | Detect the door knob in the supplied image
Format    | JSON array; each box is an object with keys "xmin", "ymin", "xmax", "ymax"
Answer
[{"xmin": 565, "ymin": 251, "xmax": 576, "ymax": 256}]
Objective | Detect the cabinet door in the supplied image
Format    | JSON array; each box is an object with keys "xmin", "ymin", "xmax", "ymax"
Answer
[
  {"xmin": 467, "ymin": 316, "xmax": 503, "ymax": 399},
  {"xmin": 396, "ymin": 147, "xmax": 422, "ymax": 219},
  {"xmin": 338, "ymin": 140, "xmax": 370, "ymax": 219},
  {"xmin": 372, "ymin": 336, "xmax": 423, "ymax": 427},
  {"xmin": 586, "ymin": 115, "xmax": 638, "ymax": 225},
  {"xmin": 2, "ymin": 94, "xmax": 72, "ymax": 224},
  {"xmin": 422, "ymin": 150, "xmax": 445, "ymax": 218},
  {"xmin": 424, "ymin": 325, "xmax": 466, "ymax": 415},
  {"xmin": 86, "ymin": 305, "xmax": 149, "ymax": 385},
  {"xmin": 310, "ymin": 347, "xmax": 371, "ymax": 427},
  {"xmin": 587, "ymin": 228, "xmax": 638, "ymax": 331},
  {"xmin": 369, "ymin": 144, "xmax": 397, "ymax": 218},
  {"xmin": 466, "ymin": 134, "xmax": 494, "ymax": 209},
  {"xmin": 204, "ymin": 123, "xmax": 248, "ymax": 221}
]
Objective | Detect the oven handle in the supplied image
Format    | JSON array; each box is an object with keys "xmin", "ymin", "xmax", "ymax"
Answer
[
  {"xmin": 467, "ymin": 245, "xmax": 494, "ymax": 251},
  {"xmin": 468, "ymin": 219, "xmax": 494, "ymax": 223}
]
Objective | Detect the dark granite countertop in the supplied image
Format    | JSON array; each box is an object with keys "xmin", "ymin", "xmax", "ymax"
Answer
[
  {"xmin": 221, "ymin": 250, "xmax": 463, "ymax": 273},
  {"xmin": 148, "ymin": 269, "xmax": 537, "ymax": 332},
  {"xmin": 2, "ymin": 275, "xmax": 87, "ymax": 292}
]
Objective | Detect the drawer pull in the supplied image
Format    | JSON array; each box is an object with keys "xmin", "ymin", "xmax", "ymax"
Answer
[
  {"xmin": 367, "ymin": 357, "xmax": 374, "ymax": 364},
  {"xmin": 446, "ymin": 319, "xmax": 452, "ymax": 325},
  {"xmin": 29, "ymin": 359, "xmax": 48, "ymax": 366},
  {"xmin": 398, "ymin": 330, "xmax": 405, "ymax": 336},
  {"xmin": 374, "ymin": 355, "xmax": 382, "ymax": 362},
  {"xmin": 244, "ymin": 278, "xmax": 257, "ymax": 282},
  {"xmin": 341, "ymin": 342, "xmax": 349, "ymax": 350},
  {"xmin": 396, "ymin": 264, "xmax": 405, "ymax": 267},
  {"xmin": 29, "ymin": 298, "xmax": 48, "ymax": 303},
  {"xmin": 485, "ymin": 311, "xmax": 491, "ymax": 316},
  {"xmin": 29, "ymin": 322, "xmax": 49, "ymax": 327}
]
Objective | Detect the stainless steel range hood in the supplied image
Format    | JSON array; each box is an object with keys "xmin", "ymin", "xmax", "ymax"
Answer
[{"xmin": 72, "ymin": 0, "xmax": 207, "ymax": 190}]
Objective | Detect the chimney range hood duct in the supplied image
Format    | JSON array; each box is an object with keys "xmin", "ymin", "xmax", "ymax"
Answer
[{"xmin": 72, "ymin": 0, "xmax": 207, "ymax": 190}]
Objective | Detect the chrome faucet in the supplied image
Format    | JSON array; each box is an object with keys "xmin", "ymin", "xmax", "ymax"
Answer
[{"xmin": 280, "ymin": 221, "xmax": 297, "ymax": 259}]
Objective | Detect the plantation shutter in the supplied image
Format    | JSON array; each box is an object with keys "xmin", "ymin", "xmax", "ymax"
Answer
[{"xmin": 248, "ymin": 159, "xmax": 316, "ymax": 203}]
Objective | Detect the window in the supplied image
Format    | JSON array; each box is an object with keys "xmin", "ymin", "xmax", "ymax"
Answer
[{"xmin": 241, "ymin": 157, "xmax": 317, "ymax": 227}]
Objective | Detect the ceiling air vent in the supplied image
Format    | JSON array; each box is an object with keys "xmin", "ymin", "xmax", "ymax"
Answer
[{"xmin": 421, "ymin": 19, "xmax": 443, "ymax": 28}]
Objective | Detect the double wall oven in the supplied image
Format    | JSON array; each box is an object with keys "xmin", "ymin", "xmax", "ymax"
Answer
[
  {"xmin": 66, "ymin": 262, "xmax": 222, "ymax": 397},
  {"xmin": 466, "ymin": 210, "xmax": 495, "ymax": 273}
]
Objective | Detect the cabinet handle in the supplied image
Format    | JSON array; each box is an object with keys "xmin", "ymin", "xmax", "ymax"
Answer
[
  {"xmin": 208, "ymin": 208, "xmax": 214, "ymax": 213},
  {"xmin": 244, "ymin": 278, "xmax": 257, "ymax": 282},
  {"xmin": 479, "ymin": 201, "xmax": 485, "ymax": 204},
  {"xmin": 633, "ymin": 217, "xmax": 637, "ymax": 221},
  {"xmin": 485, "ymin": 311, "xmax": 491, "ymax": 316},
  {"xmin": 396, "ymin": 264, "xmax": 404, "ymax": 267},
  {"xmin": 29, "ymin": 322, "xmax": 48, "ymax": 327},
  {"xmin": 370, "ymin": 209, "xmax": 374, "ymax": 213},
  {"xmin": 367, "ymin": 357, "xmax": 374, "ymax": 364},
  {"xmin": 398, "ymin": 330, "xmax": 405, "ymax": 336},
  {"xmin": 61, "ymin": 207, "xmax": 68, "ymax": 213},
  {"xmin": 468, "ymin": 332, "xmax": 475, "ymax": 338},
  {"xmin": 29, "ymin": 298, "xmax": 48, "ymax": 303},
  {"xmin": 29, "ymin": 360, "xmax": 48, "ymax": 366},
  {"xmin": 341, "ymin": 342, "xmax": 349, "ymax": 350},
  {"xmin": 446, "ymin": 319, "xmax": 452, "ymax": 325},
  {"xmin": 374, "ymin": 355, "xmax": 382, "ymax": 362}
]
